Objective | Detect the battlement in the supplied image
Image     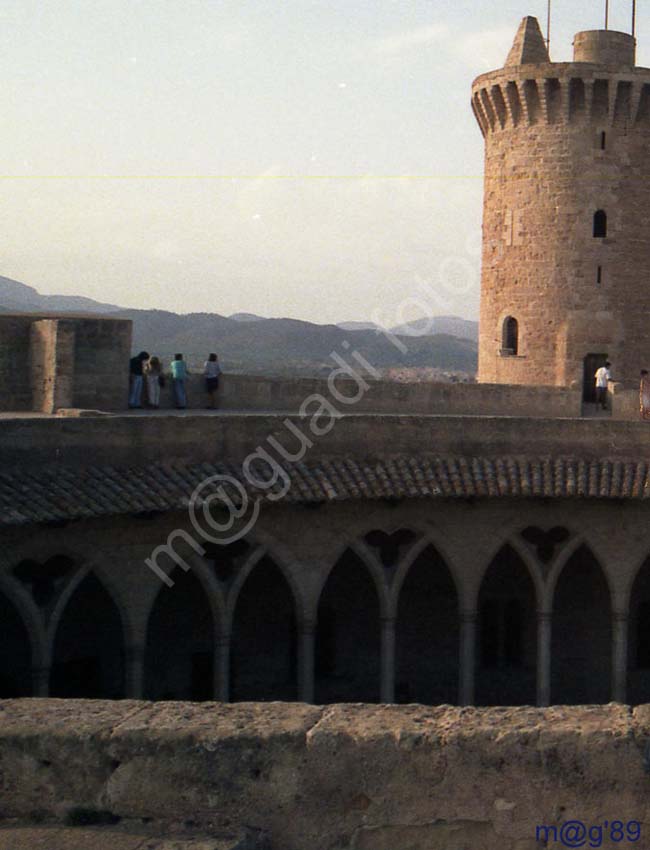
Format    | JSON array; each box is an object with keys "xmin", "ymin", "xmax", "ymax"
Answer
[
  {"xmin": 472, "ymin": 65, "xmax": 650, "ymax": 137},
  {"xmin": 472, "ymin": 18, "xmax": 646, "ymax": 138}
]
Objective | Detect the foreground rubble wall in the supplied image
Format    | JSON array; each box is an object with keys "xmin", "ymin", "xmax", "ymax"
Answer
[{"xmin": 2, "ymin": 700, "xmax": 650, "ymax": 850}]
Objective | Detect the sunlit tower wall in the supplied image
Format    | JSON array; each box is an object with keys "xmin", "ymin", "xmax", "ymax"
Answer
[{"xmin": 472, "ymin": 16, "xmax": 650, "ymax": 390}]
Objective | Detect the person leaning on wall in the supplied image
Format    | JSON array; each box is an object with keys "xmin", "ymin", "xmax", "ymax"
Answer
[
  {"xmin": 144, "ymin": 355, "xmax": 163, "ymax": 409},
  {"xmin": 204, "ymin": 353, "xmax": 222, "ymax": 410},
  {"xmin": 128, "ymin": 351, "xmax": 150, "ymax": 409},
  {"xmin": 170, "ymin": 353, "xmax": 188, "ymax": 410}
]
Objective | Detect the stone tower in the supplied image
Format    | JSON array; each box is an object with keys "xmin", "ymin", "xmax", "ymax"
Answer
[{"xmin": 472, "ymin": 15, "xmax": 650, "ymax": 393}]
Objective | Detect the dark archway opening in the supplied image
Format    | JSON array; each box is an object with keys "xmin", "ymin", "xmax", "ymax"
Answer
[
  {"xmin": 315, "ymin": 549, "xmax": 380, "ymax": 703},
  {"xmin": 145, "ymin": 568, "xmax": 215, "ymax": 701},
  {"xmin": 552, "ymin": 546, "xmax": 611, "ymax": 704},
  {"xmin": 51, "ymin": 573, "xmax": 125, "ymax": 698},
  {"xmin": 396, "ymin": 545, "xmax": 459, "ymax": 704},
  {"xmin": 0, "ymin": 591, "xmax": 32, "ymax": 697},
  {"xmin": 476, "ymin": 545, "xmax": 537, "ymax": 706},
  {"xmin": 501, "ymin": 317, "xmax": 519, "ymax": 355},
  {"xmin": 231, "ymin": 556, "xmax": 297, "ymax": 701},
  {"xmin": 627, "ymin": 557, "xmax": 650, "ymax": 704}
]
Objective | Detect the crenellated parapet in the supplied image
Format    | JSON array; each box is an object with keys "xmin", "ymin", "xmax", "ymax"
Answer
[{"xmin": 472, "ymin": 66, "xmax": 650, "ymax": 136}]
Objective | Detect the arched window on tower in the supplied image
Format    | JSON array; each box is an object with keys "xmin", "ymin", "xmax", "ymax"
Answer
[
  {"xmin": 593, "ymin": 210, "xmax": 607, "ymax": 238},
  {"xmin": 501, "ymin": 316, "xmax": 519, "ymax": 355}
]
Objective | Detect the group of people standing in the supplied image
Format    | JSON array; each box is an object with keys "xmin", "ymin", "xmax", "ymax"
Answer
[{"xmin": 128, "ymin": 352, "xmax": 222, "ymax": 410}]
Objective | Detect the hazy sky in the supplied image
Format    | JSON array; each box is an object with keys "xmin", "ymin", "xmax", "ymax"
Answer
[{"xmin": 1, "ymin": 0, "xmax": 647, "ymax": 323}]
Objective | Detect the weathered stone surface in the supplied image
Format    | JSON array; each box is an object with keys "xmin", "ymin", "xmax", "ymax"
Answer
[
  {"xmin": 1, "ymin": 701, "xmax": 650, "ymax": 850},
  {"xmin": 0, "ymin": 824, "xmax": 269, "ymax": 850}
]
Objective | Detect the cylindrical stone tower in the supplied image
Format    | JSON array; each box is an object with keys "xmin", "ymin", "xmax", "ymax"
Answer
[{"xmin": 472, "ymin": 15, "xmax": 650, "ymax": 393}]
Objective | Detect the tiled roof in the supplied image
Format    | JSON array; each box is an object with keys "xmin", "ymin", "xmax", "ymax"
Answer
[{"xmin": 2, "ymin": 455, "xmax": 650, "ymax": 526}]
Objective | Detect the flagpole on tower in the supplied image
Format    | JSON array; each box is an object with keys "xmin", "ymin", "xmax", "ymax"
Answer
[
  {"xmin": 605, "ymin": 0, "xmax": 609, "ymax": 29},
  {"xmin": 546, "ymin": 0, "xmax": 552, "ymax": 51},
  {"xmin": 632, "ymin": 0, "xmax": 637, "ymax": 37}
]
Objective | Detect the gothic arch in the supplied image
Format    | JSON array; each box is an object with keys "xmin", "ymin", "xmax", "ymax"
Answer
[
  {"xmin": 395, "ymin": 543, "xmax": 459, "ymax": 704},
  {"xmin": 0, "ymin": 581, "xmax": 34, "ymax": 696},
  {"xmin": 314, "ymin": 538, "xmax": 390, "ymax": 623},
  {"xmin": 546, "ymin": 536, "xmax": 614, "ymax": 608},
  {"xmin": 391, "ymin": 531, "xmax": 464, "ymax": 616},
  {"xmin": 551, "ymin": 544, "xmax": 612, "ymax": 704},
  {"xmin": 50, "ymin": 571, "xmax": 126, "ymax": 699},
  {"xmin": 0, "ymin": 570, "xmax": 46, "ymax": 668},
  {"xmin": 476, "ymin": 544, "xmax": 537, "ymax": 706},
  {"xmin": 626, "ymin": 555, "xmax": 650, "ymax": 704},
  {"xmin": 315, "ymin": 547, "xmax": 382, "ymax": 703},
  {"xmin": 230, "ymin": 554, "xmax": 298, "ymax": 701},
  {"xmin": 470, "ymin": 536, "xmax": 543, "ymax": 613},
  {"xmin": 144, "ymin": 563, "xmax": 218, "ymax": 701},
  {"xmin": 227, "ymin": 545, "xmax": 306, "ymax": 630}
]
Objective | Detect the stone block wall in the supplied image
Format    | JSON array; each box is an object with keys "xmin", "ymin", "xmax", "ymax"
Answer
[
  {"xmin": 71, "ymin": 318, "xmax": 132, "ymax": 409},
  {"xmin": 1, "ymin": 700, "xmax": 649, "ymax": 850},
  {"xmin": 0, "ymin": 315, "xmax": 36, "ymax": 410},
  {"xmin": 0, "ymin": 314, "xmax": 132, "ymax": 412},
  {"xmin": 143, "ymin": 372, "xmax": 582, "ymax": 418}
]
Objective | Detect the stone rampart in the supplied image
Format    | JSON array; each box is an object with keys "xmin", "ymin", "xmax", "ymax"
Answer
[
  {"xmin": 1, "ymin": 700, "xmax": 650, "ymax": 850},
  {"xmin": 150, "ymin": 373, "xmax": 580, "ymax": 418},
  {"xmin": 4, "ymin": 411, "xmax": 650, "ymax": 471}
]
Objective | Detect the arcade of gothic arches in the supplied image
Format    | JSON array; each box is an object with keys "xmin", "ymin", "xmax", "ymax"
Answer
[{"xmin": 3, "ymin": 526, "xmax": 650, "ymax": 707}]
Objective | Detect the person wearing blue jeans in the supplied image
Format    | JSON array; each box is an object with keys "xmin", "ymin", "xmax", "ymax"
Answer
[
  {"xmin": 170, "ymin": 353, "xmax": 188, "ymax": 409},
  {"xmin": 128, "ymin": 351, "xmax": 150, "ymax": 408}
]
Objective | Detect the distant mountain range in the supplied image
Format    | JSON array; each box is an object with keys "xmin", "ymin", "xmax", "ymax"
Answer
[
  {"xmin": 0, "ymin": 275, "xmax": 121, "ymax": 314},
  {"xmin": 0, "ymin": 276, "xmax": 478, "ymax": 377},
  {"xmin": 337, "ymin": 317, "xmax": 478, "ymax": 340}
]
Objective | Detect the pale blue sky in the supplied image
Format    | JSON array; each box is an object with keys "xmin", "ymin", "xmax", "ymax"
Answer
[{"xmin": 0, "ymin": 0, "xmax": 646, "ymax": 322}]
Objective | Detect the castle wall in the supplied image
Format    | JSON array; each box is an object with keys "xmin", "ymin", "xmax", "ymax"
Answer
[
  {"xmin": 0, "ymin": 314, "xmax": 132, "ymax": 412},
  {"xmin": 0, "ymin": 699, "xmax": 648, "ymax": 850},
  {"xmin": 0, "ymin": 315, "xmax": 37, "ymax": 410},
  {"xmin": 71, "ymin": 318, "xmax": 132, "ymax": 410},
  {"xmin": 3, "ymin": 410, "xmax": 650, "ymax": 471},
  {"xmin": 473, "ymin": 63, "xmax": 650, "ymax": 388}
]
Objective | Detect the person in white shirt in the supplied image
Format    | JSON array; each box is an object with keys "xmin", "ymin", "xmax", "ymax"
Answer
[
  {"xmin": 594, "ymin": 361, "xmax": 612, "ymax": 410},
  {"xmin": 204, "ymin": 353, "xmax": 222, "ymax": 409}
]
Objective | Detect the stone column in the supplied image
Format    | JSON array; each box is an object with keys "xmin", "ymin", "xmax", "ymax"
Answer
[
  {"xmin": 32, "ymin": 666, "xmax": 50, "ymax": 697},
  {"xmin": 536, "ymin": 611, "xmax": 552, "ymax": 707},
  {"xmin": 124, "ymin": 645, "xmax": 145, "ymax": 699},
  {"xmin": 612, "ymin": 612, "xmax": 629, "ymax": 704},
  {"xmin": 298, "ymin": 621, "xmax": 315, "ymax": 704},
  {"xmin": 380, "ymin": 618, "xmax": 396, "ymax": 704},
  {"xmin": 217, "ymin": 635, "xmax": 230, "ymax": 702},
  {"xmin": 460, "ymin": 611, "xmax": 477, "ymax": 706}
]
